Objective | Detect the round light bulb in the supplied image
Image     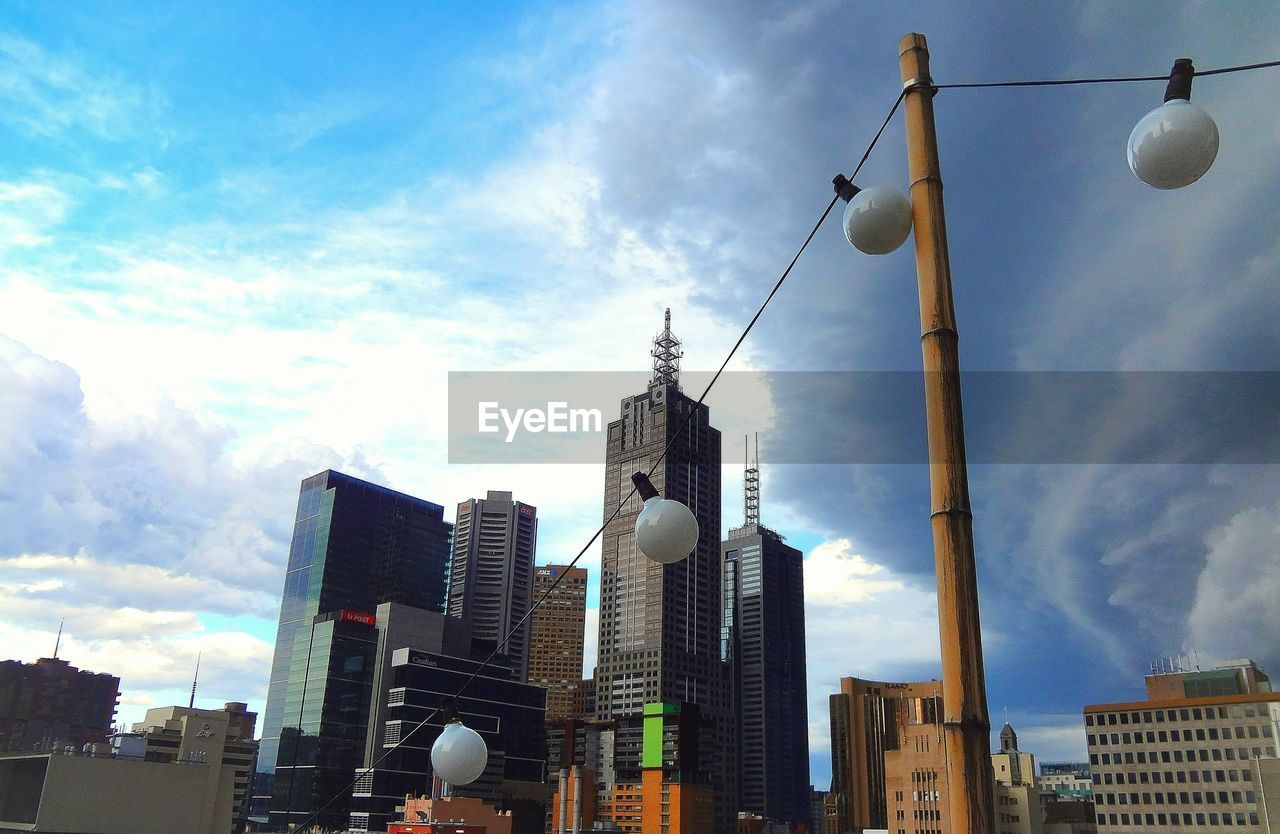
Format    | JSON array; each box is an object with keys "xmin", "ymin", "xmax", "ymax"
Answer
[
  {"xmin": 842, "ymin": 185, "xmax": 913, "ymax": 255},
  {"xmin": 430, "ymin": 719, "xmax": 488, "ymax": 785},
  {"xmin": 634, "ymin": 496, "xmax": 699, "ymax": 564},
  {"xmin": 1127, "ymin": 99, "xmax": 1219, "ymax": 190}
]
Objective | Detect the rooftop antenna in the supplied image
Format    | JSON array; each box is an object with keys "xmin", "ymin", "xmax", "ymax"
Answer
[
  {"xmin": 744, "ymin": 434, "xmax": 760, "ymax": 527},
  {"xmin": 650, "ymin": 308, "xmax": 683, "ymax": 389},
  {"xmin": 189, "ymin": 652, "xmax": 201, "ymax": 709},
  {"xmin": 52, "ymin": 619, "xmax": 64, "ymax": 659}
]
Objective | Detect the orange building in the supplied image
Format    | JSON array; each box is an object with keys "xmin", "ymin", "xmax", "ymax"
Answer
[
  {"xmin": 548, "ymin": 764, "xmax": 597, "ymax": 833},
  {"xmin": 881, "ymin": 688, "xmax": 948, "ymax": 834},
  {"xmin": 829, "ymin": 677, "xmax": 946, "ymax": 833},
  {"xmin": 528, "ymin": 565, "xmax": 588, "ymax": 719}
]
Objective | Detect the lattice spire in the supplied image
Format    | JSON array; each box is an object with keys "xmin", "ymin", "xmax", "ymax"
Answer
[
  {"xmin": 650, "ymin": 307, "xmax": 682, "ymax": 388},
  {"xmin": 744, "ymin": 433, "xmax": 760, "ymax": 526}
]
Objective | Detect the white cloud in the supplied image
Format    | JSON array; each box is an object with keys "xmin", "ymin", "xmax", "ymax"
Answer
[{"xmin": 1187, "ymin": 500, "xmax": 1280, "ymax": 662}]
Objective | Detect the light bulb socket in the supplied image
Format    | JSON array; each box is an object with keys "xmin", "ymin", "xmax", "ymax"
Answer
[
  {"xmin": 832, "ymin": 174, "xmax": 860, "ymax": 203},
  {"xmin": 631, "ymin": 472, "xmax": 660, "ymax": 501},
  {"xmin": 1164, "ymin": 58, "xmax": 1195, "ymax": 102}
]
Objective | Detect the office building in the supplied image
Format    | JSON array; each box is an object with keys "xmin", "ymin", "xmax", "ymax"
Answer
[
  {"xmin": 572, "ymin": 676, "xmax": 597, "ymax": 721},
  {"xmin": 595, "ymin": 309, "xmax": 731, "ymax": 833},
  {"xmin": 0, "ymin": 701, "xmax": 255, "ymax": 834},
  {"xmin": 352, "ymin": 646, "xmax": 547, "ymax": 834},
  {"xmin": 0, "ymin": 656, "xmax": 119, "ymax": 751},
  {"xmin": 528, "ymin": 565, "xmax": 588, "ymax": 720},
  {"xmin": 1040, "ymin": 763, "xmax": 1093, "ymax": 800},
  {"xmin": 880, "ymin": 682, "xmax": 948, "ymax": 834},
  {"xmin": 254, "ymin": 470, "xmax": 454, "ymax": 827},
  {"xmin": 448, "ymin": 491, "xmax": 539, "ymax": 680},
  {"xmin": 828, "ymin": 677, "xmax": 945, "ymax": 833},
  {"xmin": 129, "ymin": 703, "xmax": 259, "ymax": 834},
  {"xmin": 1084, "ymin": 658, "xmax": 1279, "ymax": 832},
  {"xmin": 722, "ymin": 440, "xmax": 809, "ymax": 829}
]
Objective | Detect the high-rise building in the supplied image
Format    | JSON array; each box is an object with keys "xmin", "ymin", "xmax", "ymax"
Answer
[
  {"xmin": 0, "ymin": 656, "xmax": 119, "ymax": 752},
  {"xmin": 254, "ymin": 470, "xmax": 454, "ymax": 829},
  {"xmin": 828, "ymin": 677, "xmax": 945, "ymax": 834},
  {"xmin": 1084, "ymin": 658, "xmax": 1278, "ymax": 832},
  {"xmin": 594, "ymin": 310, "xmax": 730, "ymax": 833},
  {"xmin": 721, "ymin": 438, "xmax": 809, "ymax": 828},
  {"xmin": 448, "ymin": 491, "xmax": 539, "ymax": 680},
  {"xmin": 528, "ymin": 565, "xmax": 588, "ymax": 720}
]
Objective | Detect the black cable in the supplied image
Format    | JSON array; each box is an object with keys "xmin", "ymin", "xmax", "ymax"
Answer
[
  {"xmin": 287, "ymin": 90, "xmax": 907, "ymax": 834},
  {"xmin": 933, "ymin": 58, "xmax": 1280, "ymax": 90}
]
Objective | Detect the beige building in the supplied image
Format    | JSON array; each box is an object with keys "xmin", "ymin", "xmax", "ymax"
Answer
[
  {"xmin": 0, "ymin": 701, "xmax": 257, "ymax": 834},
  {"xmin": 528, "ymin": 564, "xmax": 588, "ymax": 719},
  {"xmin": 1085, "ymin": 659, "xmax": 1279, "ymax": 832},
  {"xmin": 992, "ymin": 723, "xmax": 1045, "ymax": 834}
]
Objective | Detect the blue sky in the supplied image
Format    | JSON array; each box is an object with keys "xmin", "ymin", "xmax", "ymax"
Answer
[{"xmin": 1, "ymin": 1, "xmax": 1278, "ymax": 791}]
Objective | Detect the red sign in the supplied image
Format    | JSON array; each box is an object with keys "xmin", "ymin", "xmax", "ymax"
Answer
[
  {"xmin": 339, "ymin": 609, "xmax": 376, "ymax": 627},
  {"xmin": 519, "ymin": 505, "xmax": 534, "ymax": 517}
]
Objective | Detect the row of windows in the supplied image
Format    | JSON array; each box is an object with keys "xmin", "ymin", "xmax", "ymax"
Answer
[
  {"xmin": 1092, "ymin": 746, "xmax": 1273, "ymax": 766},
  {"xmin": 1089, "ymin": 725, "xmax": 1273, "ymax": 745},
  {"xmin": 1094, "ymin": 768, "xmax": 1253, "ymax": 785},
  {"xmin": 1098, "ymin": 810, "xmax": 1258, "ymax": 826},
  {"xmin": 1087, "ymin": 704, "xmax": 1271, "ymax": 726},
  {"xmin": 1095, "ymin": 789, "xmax": 1257, "ymax": 806}
]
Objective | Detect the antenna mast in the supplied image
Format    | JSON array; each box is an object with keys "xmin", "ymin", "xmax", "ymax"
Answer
[
  {"xmin": 189, "ymin": 652, "xmax": 201, "ymax": 709},
  {"xmin": 53, "ymin": 619, "xmax": 64, "ymax": 659},
  {"xmin": 744, "ymin": 434, "xmax": 760, "ymax": 526},
  {"xmin": 650, "ymin": 308, "xmax": 683, "ymax": 389}
]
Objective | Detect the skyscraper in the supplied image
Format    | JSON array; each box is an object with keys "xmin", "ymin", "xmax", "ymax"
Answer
[
  {"xmin": 721, "ymin": 437, "xmax": 810, "ymax": 828},
  {"xmin": 447, "ymin": 491, "xmax": 538, "ymax": 680},
  {"xmin": 595, "ymin": 309, "xmax": 731, "ymax": 833},
  {"xmin": 528, "ymin": 564, "xmax": 588, "ymax": 720},
  {"xmin": 253, "ymin": 470, "xmax": 454, "ymax": 830}
]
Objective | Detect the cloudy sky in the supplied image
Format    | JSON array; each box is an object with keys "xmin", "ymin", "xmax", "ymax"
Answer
[{"xmin": 1, "ymin": 1, "xmax": 1278, "ymax": 789}]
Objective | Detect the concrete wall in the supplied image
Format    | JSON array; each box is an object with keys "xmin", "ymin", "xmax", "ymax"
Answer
[{"xmin": 34, "ymin": 754, "xmax": 210, "ymax": 834}]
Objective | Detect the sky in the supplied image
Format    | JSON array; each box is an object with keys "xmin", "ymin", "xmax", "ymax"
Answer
[{"xmin": 1, "ymin": 0, "xmax": 1278, "ymax": 791}]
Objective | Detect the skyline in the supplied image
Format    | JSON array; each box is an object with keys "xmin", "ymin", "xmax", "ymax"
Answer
[{"xmin": 2, "ymin": 0, "xmax": 1279, "ymax": 794}]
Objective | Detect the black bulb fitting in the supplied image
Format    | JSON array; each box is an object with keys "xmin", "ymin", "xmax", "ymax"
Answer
[
  {"xmin": 1164, "ymin": 58, "xmax": 1196, "ymax": 102},
  {"xmin": 631, "ymin": 472, "xmax": 660, "ymax": 501},
  {"xmin": 832, "ymin": 174, "xmax": 861, "ymax": 203}
]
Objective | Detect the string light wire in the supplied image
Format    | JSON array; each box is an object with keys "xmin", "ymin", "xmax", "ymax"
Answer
[{"xmin": 287, "ymin": 54, "xmax": 1279, "ymax": 831}]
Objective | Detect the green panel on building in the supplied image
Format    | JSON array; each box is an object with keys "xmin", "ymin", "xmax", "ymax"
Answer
[{"xmin": 642, "ymin": 702, "xmax": 679, "ymax": 768}]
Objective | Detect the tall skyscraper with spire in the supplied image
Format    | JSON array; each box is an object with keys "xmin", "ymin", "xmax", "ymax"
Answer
[
  {"xmin": 722, "ymin": 436, "xmax": 810, "ymax": 829},
  {"xmin": 595, "ymin": 309, "xmax": 732, "ymax": 832}
]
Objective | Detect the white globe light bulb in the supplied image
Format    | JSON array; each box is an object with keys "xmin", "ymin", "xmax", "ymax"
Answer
[
  {"xmin": 1128, "ymin": 98, "xmax": 1219, "ymax": 190},
  {"xmin": 843, "ymin": 185, "xmax": 913, "ymax": 255},
  {"xmin": 635, "ymin": 496, "xmax": 699, "ymax": 564},
  {"xmin": 430, "ymin": 719, "xmax": 488, "ymax": 785}
]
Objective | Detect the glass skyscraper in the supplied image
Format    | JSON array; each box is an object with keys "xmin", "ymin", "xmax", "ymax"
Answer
[
  {"xmin": 252, "ymin": 470, "xmax": 453, "ymax": 830},
  {"xmin": 722, "ymin": 522, "xmax": 810, "ymax": 829}
]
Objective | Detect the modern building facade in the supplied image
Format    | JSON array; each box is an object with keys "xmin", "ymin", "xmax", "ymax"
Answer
[
  {"xmin": 0, "ymin": 656, "xmax": 119, "ymax": 752},
  {"xmin": 254, "ymin": 470, "xmax": 454, "ymax": 827},
  {"xmin": 722, "ymin": 469, "xmax": 809, "ymax": 828},
  {"xmin": 448, "ymin": 491, "xmax": 539, "ymax": 680},
  {"xmin": 528, "ymin": 565, "xmax": 588, "ymax": 720},
  {"xmin": 1084, "ymin": 659, "xmax": 1278, "ymax": 832},
  {"xmin": 595, "ymin": 309, "xmax": 731, "ymax": 833},
  {"xmin": 351, "ymin": 646, "xmax": 547, "ymax": 834}
]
